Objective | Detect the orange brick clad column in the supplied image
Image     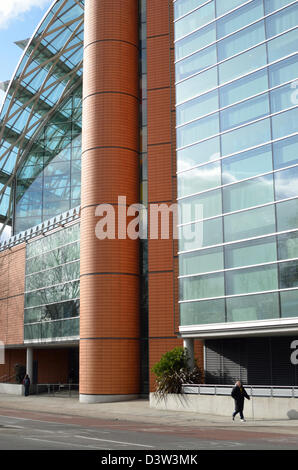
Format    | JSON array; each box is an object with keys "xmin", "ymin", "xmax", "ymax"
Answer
[{"xmin": 80, "ymin": 0, "xmax": 140, "ymax": 402}]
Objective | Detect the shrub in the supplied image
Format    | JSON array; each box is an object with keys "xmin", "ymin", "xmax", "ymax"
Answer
[{"xmin": 151, "ymin": 346, "xmax": 202, "ymax": 398}]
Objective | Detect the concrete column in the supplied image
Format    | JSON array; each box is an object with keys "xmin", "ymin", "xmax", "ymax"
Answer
[
  {"xmin": 26, "ymin": 347, "xmax": 33, "ymax": 381},
  {"xmin": 183, "ymin": 338, "xmax": 195, "ymax": 370},
  {"xmin": 79, "ymin": 0, "xmax": 140, "ymax": 403}
]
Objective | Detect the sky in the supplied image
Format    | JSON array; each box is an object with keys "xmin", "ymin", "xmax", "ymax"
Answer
[{"xmin": 0, "ymin": 0, "xmax": 53, "ymax": 107}]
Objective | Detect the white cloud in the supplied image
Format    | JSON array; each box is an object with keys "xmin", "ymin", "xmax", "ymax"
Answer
[{"xmin": 0, "ymin": 0, "xmax": 52, "ymax": 29}]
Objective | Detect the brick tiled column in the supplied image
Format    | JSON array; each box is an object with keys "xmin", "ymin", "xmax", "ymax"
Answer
[{"xmin": 80, "ymin": 0, "xmax": 140, "ymax": 403}]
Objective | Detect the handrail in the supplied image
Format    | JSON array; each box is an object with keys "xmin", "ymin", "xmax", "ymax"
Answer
[
  {"xmin": 35, "ymin": 383, "xmax": 79, "ymax": 397},
  {"xmin": 182, "ymin": 383, "xmax": 298, "ymax": 398}
]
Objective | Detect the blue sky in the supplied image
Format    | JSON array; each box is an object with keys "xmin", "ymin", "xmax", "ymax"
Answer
[{"xmin": 0, "ymin": 0, "xmax": 52, "ymax": 106}]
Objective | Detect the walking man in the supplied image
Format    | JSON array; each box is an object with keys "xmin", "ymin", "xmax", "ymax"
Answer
[{"xmin": 231, "ymin": 380, "xmax": 250, "ymax": 422}]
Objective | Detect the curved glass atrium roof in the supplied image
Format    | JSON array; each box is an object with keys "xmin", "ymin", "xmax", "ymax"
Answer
[{"xmin": 0, "ymin": 0, "xmax": 84, "ymax": 236}]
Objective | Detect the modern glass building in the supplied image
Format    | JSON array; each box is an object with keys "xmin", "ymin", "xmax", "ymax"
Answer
[
  {"xmin": 0, "ymin": 0, "xmax": 297, "ymax": 401},
  {"xmin": 176, "ymin": 0, "xmax": 298, "ymax": 384}
]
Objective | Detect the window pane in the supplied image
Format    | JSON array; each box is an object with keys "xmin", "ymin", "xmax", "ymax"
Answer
[
  {"xmin": 223, "ymin": 174, "xmax": 274, "ymax": 213},
  {"xmin": 217, "ymin": 0, "xmax": 264, "ymax": 39},
  {"xmin": 176, "ymin": 67, "xmax": 218, "ymax": 103},
  {"xmin": 221, "ymin": 118, "xmax": 271, "ymax": 156},
  {"xmin": 276, "ymin": 198, "xmax": 298, "ymax": 231},
  {"xmin": 177, "ymin": 136, "xmax": 220, "ymax": 172},
  {"xmin": 176, "ymin": 44, "xmax": 217, "ymax": 81},
  {"xmin": 216, "ymin": 0, "xmax": 248, "ymax": 16},
  {"xmin": 264, "ymin": 0, "xmax": 295, "ymax": 15},
  {"xmin": 266, "ymin": 4, "xmax": 298, "ymax": 38},
  {"xmin": 273, "ymin": 135, "xmax": 298, "ymax": 170},
  {"xmin": 179, "ymin": 217, "xmax": 223, "ymax": 252},
  {"xmin": 272, "ymin": 108, "xmax": 298, "ymax": 140},
  {"xmin": 279, "ymin": 259, "xmax": 298, "ymax": 288},
  {"xmin": 175, "ymin": 2, "xmax": 215, "ymax": 41},
  {"xmin": 219, "ymin": 44, "xmax": 267, "ymax": 84},
  {"xmin": 180, "ymin": 299, "xmax": 225, "ymax": 325},
  {"xmin": 222, "ymin": 145, "xmax": 273, "ymax": 184},
  {"xmin": 224, "ymin": 205, "xmax": 276, "ymax": 242},
  {"xmin": 227, "ymin": 292, "xmax": 279, "ymax": 322},
  {"xmin": 180, "ymin": 272, "xmax": 225, "ymax": 300},
  {"xmin": 220, "ymin": 69, "xmax": 269, "ymax": 108},
  {"xmin": 269, "ymin": 55, "xmax": 298, "ymax": 88},
  {"xmin": 220, "ymin": 93, "xmax": 270, "ymax": 131},
  {"xmin": 180, "ymin": 189, "xmax": 222, "ymax": 224},
  {"xmin": 275, "ymin": 165, "xmax": 298, "ymax": 200},
  {"xmin": 178, "ymin": 161, "xmax": 221, "ymax": 198},
  {"xmin": 179, "ymin": 246, "xmax": 224, "ymax": 276},
  {"xmin": 174, "ymin": 0, "xmax": 208, "ymax": 19},
  {"xmin": 177, "ymin": 90, "xmax": 218, "ymax": 126},
  {"xmin": 267, "ymin": 29, "xmax": 298, "ymax": 63},
  {"xmin": 177, "ymin": 113, "xmax": 219, "ymax": 148},
  {"xmin": 280, "ymin": 289, "xmax": 298, "ymax": 318},
  {"xmin": 278, "ymin": 231, "xmax": 298, "ymax": 260},
  {"xmin": 175, "ymin": 23, "xmax": 216, "ymax": 61},
  {"xmin": 225, "ymin": 264, "xmax": 278, "ymax": 295},
  {"xmin": 218, "ymin": 21, "xmax": 265, "ymax": 62},
  {"xmin": 225, "ymin": 236, "xmax": 277, "ymax": 269},
  {"xmin": 270, "ymin": 83, "xmax": 297, "ymax": 113}
]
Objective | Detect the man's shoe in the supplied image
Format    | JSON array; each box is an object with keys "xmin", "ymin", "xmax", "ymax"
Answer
[
  {"xmin": 240, "ymin": 419, "xmax": 246, "ymax": 422},
  {"xmin": 232, "ymin": 416, "xmax": 235, "ymax": 421}
]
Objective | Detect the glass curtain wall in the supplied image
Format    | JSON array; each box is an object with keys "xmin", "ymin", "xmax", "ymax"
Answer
[
  {"xmin": 24, "ymin": 223, "xmax": 80, "ymax": 341},
  {"xmin": 174, "ymin": 0, "xmax": 298, "ymax": 326},
  {"xmin": 15, "ymin": 89, "xmax": 82, "ymax": 233}
]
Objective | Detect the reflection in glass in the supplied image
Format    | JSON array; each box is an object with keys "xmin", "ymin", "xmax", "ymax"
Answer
[
  {"xmin": 224, "ymin": 237, "xmax": 277, "ymax": 269},
  {"xmin": 273, "ymin": 135, "xmax": 298, "ymax": 170},
  {"xmin": 226, "ymin": 292, "xmax": 279, "ymax": 322},
  {"xmin": 274, "ymin": 166, "xmax": 298, "ymax": 201},
  {"xmin": 222, "ymin": 145, "xmax": 272, "ymax": 184},
  {"xmin": 179, "ymin": 246, "xmax": 224, "ymax": 276},
  {"xmin": 178, "ymin": 161, "xmax": 221, "ymax": 198},
  {"xmin": 180, "ymin": 299, "xmax": 225, "ymax": 325},
  {"xmin": 222, "ymin": 174, "xmax": 274, "ymax": 213},
  {"xmin": 224, "ymin": 205, "xmax": 276, "ymax": 242},
  {"xmin": 276, "ymin": 199, "xmax": 298, "ymax": 231},
  {"xmin": 279, "ymin": 260, "xmax": 298, "ymax": 288},
  {"xmin": 277, "ymin": 231, "xmax": 298, "ymax": 261},
  {"xmin": 280, "ymin": 289, "xmax": 298, "ymax": 318},
  {"xmin": 180, "ymin": 272, "xmax": 225, "ymax": 300},
  {"xmin": 225, "ymin": 264, "xmax": 278, "ymax": 295}
]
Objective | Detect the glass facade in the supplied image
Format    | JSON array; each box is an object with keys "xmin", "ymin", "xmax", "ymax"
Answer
[
  {"xmin": 175, "ymin": 0, "xmax": 298, "ymax": 327},
  {"xmin": 24, "ymin": 223, "xmax": 80, "ymax": 341}
]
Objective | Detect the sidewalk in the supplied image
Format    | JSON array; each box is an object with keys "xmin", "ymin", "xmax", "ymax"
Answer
[{"xmin": 0, "ymin": 393, "xmax": 297, "ymax": 436}]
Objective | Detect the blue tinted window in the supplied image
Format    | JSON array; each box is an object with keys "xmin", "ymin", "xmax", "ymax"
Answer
[
  {"xmin": 222, "ymin": 145, "xmax": 273, "ymax": 184},
  {"xmin": 266, "ymin": 4, "xmax": 298, "ymax": 38},
  {"xmin": 176, "ymin": 90, "xmax": 218, "ymax": 126},
  {"xmin": 267, "ymin": 29, "xmax": 298, "ymax": 63},
  {"xmin": 225, "ymin": 264, "xmax": 278, "ymax": 295},
  {"xmin": 220, "ymin": 93, "xmax": 270, "ymax": 131},
  {"xmin": 272, "ymin": 107, "xmax": 298, "ymax": 140},
  {"xmin": 280, "ymin": 289, "xmax": 298, "ymax": 318},
  {"xmin": 175, "ymin": 23, "xmax": 216, "ymax": 61},
  {"xmin": 275, "ymin": 166, "xmax": 298, "ymax": 200},
  {"xmin": 179, "ymin": 246, "xmax": 224, "ymax": 275},
  {"xmin": 180, "ymin": 299, "xmax": 226, "ymax": 325},
  {"xmin": 178, "ymin": 216, "xmax": 223, "ymax": 252},
  {"xmin": 175, "ymin": 2, "xmax": 215, "ymax": 41},
  {"xmin": 264, "ymin": 0, "xmax": 295, "ymax": 14},
  {"xmin": 273, "ymin": 135, "xmax": 298, "ymax": 170},
  {"xmin": 227, "ymin": 292, "xmax": 279, "ymax": 322},
  {"xmin": 219, "ymin": 69, "xmax": 268, "ymax": 108},
  {"xmin": 219, "ymin": 44, "xmax": 267, "ymax": 84},
  {"xmin": 278, "ymin": 231, "xmax": 298, "ymax": 261},
  {"xmin": 225, "ymin": 237, "xmax": 277, "ymax": 269},
  {"xmin": 270, "ymin": 83, "xmax": 297, "ymax": 113},
  {"xmin": 176, "ymin": 67, "xmax": 218, "ymax": 103},
  {"xmin": 180, "ymin": 189, "xmax": 222, "ymax": 224},
  {"xmin": 177, "ymin": 113, "xmax": 219, "ymax": 148},
  {"xmin": 221, "ymin": 118, "xmax": 271, "ymax": 156},
  {"xmin": 216, "ymin": 0, "xmax": 248, "ymax": 16},
  {"xmin": 218, "ymin": 21, "xmax": 265, "ymax": 62},
  {"xmin": 177, "ymin": 136, "xmax": 220, "ymax": 172},
  {"xmin": 279, "ymin": 259, "xmax": 298, "ymax": 289},
  {"xmin": 269, "ymin": 55, "xmax": 298, "ymax": 87},
  {"xmin": 180, "ymin": 272, "xmax": 225, "ymax": 300},
  {"xmin": 178, "ymin": 161, "xmax": 221, "ymax": 198},
  {"xmin": 217, "ymin": 0, "xmax": 264, "ymax": 39},
  {"xmin": 223, "ymin": 174, "xmax": 274, "ymax": 213},
  {"xmin": 176, "ymin": 44, "xmax": 217, "ymax": 81},
  {"xmin": 174, "ymin": 0, "xmax": 208, "ymax": 19},
  {"xmin": 276, "ymin": 198, "xmax": 298, "ymax": 231},
  {"xmin": 224, "ymin": 205, "xmax": 276, "ymax": 242}
]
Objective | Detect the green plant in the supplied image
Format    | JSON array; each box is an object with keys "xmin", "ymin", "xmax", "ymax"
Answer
[{"xmin": 151, "ymin": 347, "xmax": 202, "ymax": 399}]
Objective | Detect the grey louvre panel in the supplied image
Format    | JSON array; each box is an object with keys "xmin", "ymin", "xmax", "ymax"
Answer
[
  {"xmin": 222, "ymin": 339, "xmax": 241, "ymax": 385},
  {"xmin": 271, "ymin": 337, "xmax": 296, "ymax": 386},
  {"xmin": 205, "ymin": 340, "xmax": 222, "ymax": 384},
  {"xmin": 246, "ymin": 338, "xmax": 272, "ymax": 385}
]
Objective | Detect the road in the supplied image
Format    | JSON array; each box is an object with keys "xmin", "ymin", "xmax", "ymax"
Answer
[{"xmin": 0, "ymin": 407, "xmax": 297, "ymax": 451}]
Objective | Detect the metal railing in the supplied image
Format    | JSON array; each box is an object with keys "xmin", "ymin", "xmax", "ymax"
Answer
[
  {"xmin": 35, "ymin": 383, "xmax": 79, "ymax": 397},
  {"xmin": 182, "ymin": 384, "xmax": 298, "ymax": 398}
]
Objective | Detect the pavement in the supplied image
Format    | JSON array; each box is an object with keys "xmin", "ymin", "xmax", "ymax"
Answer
[{"xmin": 0, "ymin": 393, "xmax": 297, "ymax": 437}]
